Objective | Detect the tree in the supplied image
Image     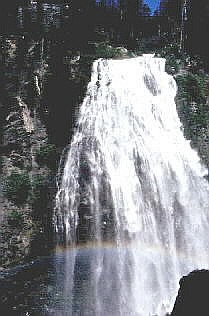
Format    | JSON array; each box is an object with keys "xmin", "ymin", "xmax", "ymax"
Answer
[
  {"xmin": 119, "ymin": 0, "xmax": 144, "ymax": 18},
  {"xmin": 142, "ymin": 3, "xmax": 151, "ymax": 16},
  {"xmin": 186, "ymin": 0, "xmax": 209, "ymax": 63}
]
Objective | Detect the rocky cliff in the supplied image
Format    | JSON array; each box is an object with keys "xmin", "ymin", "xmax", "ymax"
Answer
[
  {"xmin": 0, "ymin": 35, "xmax": 94, "ymax": 267},
  {"xmin": 0, "ymin": 36, "xmax": 53, "ymax": 267}
]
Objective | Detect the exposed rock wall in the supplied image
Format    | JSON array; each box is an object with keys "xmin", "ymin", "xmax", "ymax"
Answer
[
  {"xmin": 0, "ymin": 37, "xmax": 54, "ymax": 267},
  {"xmin": 0, "ymin": 34, "xmax": 95, "ymax": 268}
]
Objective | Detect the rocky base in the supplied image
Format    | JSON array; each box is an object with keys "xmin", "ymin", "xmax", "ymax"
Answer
[{"xmin": 171, "ymin": 270, "xmax": 209, "ymax": 316}]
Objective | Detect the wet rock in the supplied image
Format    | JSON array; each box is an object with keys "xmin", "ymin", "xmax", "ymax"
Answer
[{"xmin": 171, "ymin": 270, "xmax": 209, "ymax": 316}]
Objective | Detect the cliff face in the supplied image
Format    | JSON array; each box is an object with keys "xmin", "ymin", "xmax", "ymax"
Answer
[
  {"xmin": 0, "ymin": 35, "xmax": 94, "ymax": 267},
  {"xmin": 0, "ymin": 37, "xmax": 51, "ymax": 267}
]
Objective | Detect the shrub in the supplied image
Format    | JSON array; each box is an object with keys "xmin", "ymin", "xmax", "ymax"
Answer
[
  {"xmin": 165, "ymin": 54, "xmax": 180, "ymax": 74},
  {"xmin": 30, "ymin": 175, "xmax": 48, "ymax": 212},
  {"xmin": 31, "ymin": 175, "xmax": 47, "ymax": 201},
  {"xmin": 176, "ymin": 72, "xmax": 209, "ymax": 142},
  {"xmin": 4, "ymin": 171, "xmax": 30, "ymax": 205},
  {"xmin": 35, "ymin": 143, "xmax": 58, "ymax": 170},
  {"xmin": 176, "ymin": 73, "xmax": 207, "ymax": 104},
  {"xmin": 95, "ymin": 42, "xmax": 124, "ymax": 59},
  {"xmin": 7, "ymin": 210, "xmax": 24, "ymax": 228}
]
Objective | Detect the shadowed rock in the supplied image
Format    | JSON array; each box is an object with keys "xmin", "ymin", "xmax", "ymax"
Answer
[{"xmin": 171, "ymin": 270, "xmax": 209, "ymax": 316}]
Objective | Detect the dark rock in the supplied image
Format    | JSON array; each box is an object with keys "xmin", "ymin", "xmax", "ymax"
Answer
[{"xmin": 171, "ymin": 270, "xmax": 209, "ymax": 316}]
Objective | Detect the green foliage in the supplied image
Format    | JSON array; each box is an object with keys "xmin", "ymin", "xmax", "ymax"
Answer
[
  {"xmin": 30, "ymin": 175, "xmax": 48, "ymax": 212},
  {"xmin": 176, "ymin": 71, "xmax": 209, "ymax": 144},
  {"xmin": 31, "ymin": 175, "xmax": 46, "ymax": 201},
  {"xmin": 158, "ymin": 43, "xmax": 181, "ymax": 74},
  {"xmin": 7, "ymin": 210, "xmax": 24, "ymax": 228},
  {"xmin": 35, "ymin": 143, "xmax": 57, "ymax": 170},
  {"xmin": 4, "ymin": 171, "xmax": 30, "ymax": 206},
  {"xmin": 176, "ymin": 73, "xmax": 207, "ymax": 104},
  {"xmin": 95, "ymin": 42, "xmax": 124, "ymax": 59},
  {"xmin": 165, "ymin": 54, "xmax": 180, "ymax": 74}
]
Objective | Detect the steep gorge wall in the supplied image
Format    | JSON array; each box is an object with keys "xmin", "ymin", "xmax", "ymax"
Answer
[
  {"xmin": 0, "ymin": 37, "xmax": 51, "ymax": 267},
  {"xmin": 0, "ymin": 36, "xmax": 93, "ymax": 267}
]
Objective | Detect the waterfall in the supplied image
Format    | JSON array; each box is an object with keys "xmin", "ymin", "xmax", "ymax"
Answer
[{"xmin": 54, "ymin": 55, "xmax": 209, "ymax": 316}]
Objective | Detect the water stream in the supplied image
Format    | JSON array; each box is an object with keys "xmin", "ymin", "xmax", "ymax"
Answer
[{"xmin": 54, "ymin": 55, "xmax": 209, "ymax": 316}]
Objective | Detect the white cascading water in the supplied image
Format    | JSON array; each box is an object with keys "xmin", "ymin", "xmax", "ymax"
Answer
[{"xmin": 55, "ymin": 55, "xmax": 209, "ymax": 316}]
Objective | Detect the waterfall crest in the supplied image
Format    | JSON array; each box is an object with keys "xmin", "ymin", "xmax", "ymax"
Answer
[{"xmin": 55, "ymin": 55, "xmax": 209, "ymax": 316}]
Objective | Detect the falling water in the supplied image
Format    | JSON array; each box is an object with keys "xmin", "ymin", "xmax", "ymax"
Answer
[{"xmin": 55, "ymin": 55, "xmax": 209, "ymax": 316}]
